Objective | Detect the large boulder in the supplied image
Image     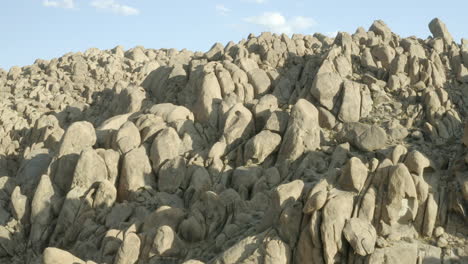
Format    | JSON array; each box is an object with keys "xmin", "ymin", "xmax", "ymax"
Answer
[
  {"xmin": 338, "ymin": 157, "xmax": 368, "ymax": 192},
  {"xmin": 338, "ymin": 80, "xmax": 361, "ymax": 122},
  {"xmin": 150, "ymin": 127, "xmax": 181, "ymax": 173},
  {"xmin": 429, "ymin": 18, "xmax": 453, "ymax": 44},
  {"xmin": 244, "ymin": 130, "xmax": 281, "ymax": 164},
  {"xmin": 118, "ymin": 146, "xmax": 156, "ymax": 201},
  {"xmin": 343, "ymin": 218, "xmax": 377, "ymax": 256},
  {"xmin": 43, "ymin": 247, "xmax": 85, "ymax": 264},
  {"xmin": 52, "ymin": 121, "xmax": 96, "ymax": 192},
  {"xmin": 341, "ymin": 122, "xmax": 387, "ymax": 152},
  {"xmin": 310, "ymin": 72, "xmax": 343, "ymax": 110},
  {"xmin": 277, "ymin": 99, "xmax": 320, "ymax": 162},
  {"xmin": 321, "ymin": 190, "xmax": 355, "ymax": 264}
]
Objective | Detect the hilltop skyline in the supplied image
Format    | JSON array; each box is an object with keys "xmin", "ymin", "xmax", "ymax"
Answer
[{"xmin": 1, "ymin": 0, "xmax": 466, "ymax": 70}]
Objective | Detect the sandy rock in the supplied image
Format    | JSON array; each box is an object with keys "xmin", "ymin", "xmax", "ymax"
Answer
[
  {"xmin": 10, "ymin": 186, "xmax": 29, "ymax": 224},
  {"xmin": 384, "ymin": 164, "xmax": 418, "ymax": 225},
  {"xmin": 150, "ymin": 225, "xmax": 184, "ymax": 258},
  {"xmin": 71, "ymin": 149, "xmax": 108, "ymax": 190},
  {"xmin": 318, "ymin": 107, "xmax": 336, "ymax": 129},
  {"xmin": 113, "ymin": 121, "xmax": 141, "ymax": 154},
  {"xmin": 205, "ymin": 42, "xmax": 224, "ymax": 61},
  {"xmin": 114, "ymin": 232, "xmax": 141, "ymax": 264},
  {"xmin": 142, "ymin": 206, "xmax": 186, "ymax": 233},
  {"xmin": 391, "ymin": 145, "xmax": 408, "ymax": 165},
  {"xmin": 343, "ymin": 218, "xmax": 377, "ymax": 256},
  {"xmin": 264, "ymin": 235, "xmax": 291, "ymax": 264},
  {"xmin": 422, "ymin": 193, "xmax": 438, "ymax": 237},
  {"xmin": 96, "ymin": 149, "xmax": 120, "ymax": 185},
  {"xmin": 277, "ymin": 99, "xmax": 320, "ymax": 162},
  {"xmin": 359, "ymin": 186, "xmax": 376, "ymax": 221},
  {"xmin": 158, "ymin": 156, "xmax": 187, "ymax": 193},
  {"xmin": 369, "ymin": 20, "xmax": 393, "ymax": 43},
  {"xmin": 310, "ymin": 72, "xmax": 343, "ymax": 110},
  {"xmin": 150, "ymin": 127, "xmax": 181, "ymax": 173},
  {"xmin": 52, "ymin": 121, "xmax": 96, "ymax": 192},
  {"xmin": 222, "ymin": 103, "xmax": 254, "ymax": 150},
  {"xmin": 338, "ymin": 80, "xmax": 361, "ymax": 122},
  {"xmin": 429, "ymin": 18, "xmax": 454, "ymax": 44},
  {"xmin": 303, "ymin": 190, "xmax": 327, "ymax": 214},
  {"xmin": 193, "ymin": 72, "xmax": 222, "ymax": 127},
  {"xmin": 43, "ymin": 247, "xmax": 85, "ymax": 264},
  {"xmin": 244, "ymin": 130, "xmax": 281, "ymax": 164},
  {"xmin": 368, "ymin": 242, "xmax": 418, "ymax": 264},
  {"xmin": 148, "ymin": 103, "xmax": 194, "ymax": 123},
  {"xmin": 0, "ymin": 18, "xmax": 467, "ymax": 264},
  {"xmin": 321, "ymin": 190, "xmax": 355, "ymax": 264},
  {"xmin": 404, "ymin": 150, "xmax": 430, "ymax": 176},
  {"xmin": 371, "ymin": 44, "xmax": 396, "ymax": 69},
  {"xmin": 338, "ymin": 157, "xmax": 368, "ymax": 192},
  {"xmin": 118, "ymin": 146, "xmax": 156, "ymax": 201},
  {"xmin": 15, "ymin": 148, "xmax": 52, "ymax": 197},
  {"xmin": 341, "ymin": 122, "xmax": 387, "ymax": 152},
  {"xmin": 0, "ymin": 225, "xmax": 14, "ymax": 257},
  {"xmin": 29, "ymin": 174, "xmax": 60, "ymax": 252}
]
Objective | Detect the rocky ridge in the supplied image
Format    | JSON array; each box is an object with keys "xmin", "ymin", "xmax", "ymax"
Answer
[{"xmin": 0, "ymin": 18, "xmax": 467, "ymax": 263}]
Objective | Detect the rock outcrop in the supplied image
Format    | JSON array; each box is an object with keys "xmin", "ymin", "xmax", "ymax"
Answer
[{"xmin": 0, "ymin": 17, "xmax": 467, "ymax": 264}]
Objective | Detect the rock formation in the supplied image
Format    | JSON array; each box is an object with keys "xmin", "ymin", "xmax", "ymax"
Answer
[{"xmin": 0, "ymin": 18, "xmax": 467, "ymax": 264}]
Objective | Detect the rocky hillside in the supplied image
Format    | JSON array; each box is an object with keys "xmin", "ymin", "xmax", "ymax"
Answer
[{"xmin": 0, "ymin": 18, "xmax": 467, "ymax": 264}]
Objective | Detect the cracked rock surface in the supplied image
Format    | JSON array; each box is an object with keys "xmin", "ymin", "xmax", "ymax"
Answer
[{"xmin": 0, "ymin": 18, "xmax": 467, "ymax": 264}]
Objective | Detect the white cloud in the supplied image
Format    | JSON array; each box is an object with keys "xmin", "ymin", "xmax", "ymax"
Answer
[
  {"xmin": 215, "ymin": 4, "xmax": 230, "ymax": 16},
  {"xmin": 42, "ymin": 0, "xmax": 74, "ymax": 9},
  {"xmin": 244, "ymin": 12, "xmax": 316, "ymax": 35},
  {"xmin": 91, "ymin": 0, "xmax": 140, "ymax": 16}
]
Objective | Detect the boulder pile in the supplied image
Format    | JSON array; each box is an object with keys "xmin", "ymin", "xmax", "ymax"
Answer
[{"xmin": 0, "ymin": 18, "xmax": 467, "ymax": 264}]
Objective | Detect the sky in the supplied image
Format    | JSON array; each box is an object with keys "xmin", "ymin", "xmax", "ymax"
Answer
[{"xmin": 0, "ymin": 0, "xmax": 466, "ymax": 70}]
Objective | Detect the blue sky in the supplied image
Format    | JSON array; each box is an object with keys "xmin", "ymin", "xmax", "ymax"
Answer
[{"xmin": 0, "ymin": 0, "xmax": 466, "ymax": 70}]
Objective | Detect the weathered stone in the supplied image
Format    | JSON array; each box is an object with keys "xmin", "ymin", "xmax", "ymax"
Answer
[
  {"xmin": 113, "ymin": 121, "xmax": 141, "ymax": 154},
  {"xmin": 338, "ymin": 80, "xmax": 361, "ymax": 122},
  {"xmin": 193, "ymin": 72, "xmax": 222, "ymax": 126},
  {"xmin": 278, "ymin": 99, "xmax": 320, "ymax": 162},
  {"xmin": 422, "ymin": 193, "xmax": 438, "ymax": 237},
  {"xmin": 369, "ymin": 20, "xmax": 393, "ymax": 43},
  {"xmin": 244, "ymin": 130, "xmax": 281, "ymax": 164},
  {"xmin": 343, "ymin": 218, "xmax": 377, "ymax": 256},
  {"xmin": 150, "ymin": 127, "xmax": 181, "ymax": 173},
  {"xmin": 338, "ymin": 157, "xmax": 368, "ymax": 192},
  {"xmin": 53, "ymin": 121, "xmax": 97, "ymax": 192},
  {"xmin": 10, "ymin": 186, "xmax": 29, "ymax": 224},
  {"xmin": 321, "ymin": 190, "xmax": 355, "ymax": 264},
  {"xmin": 368, "ymin": 242, "xmax": 418, "ymax": 264},
  {"xmin": 310, "ymin": 72, "xmax": 342, "ymax": 110},
  {"xmin": 384, "ymin": 164, "xmax": 418, "ymax": 225},
  {"xmin": 341, "ymin": 122, "xmax": 388, "ymax": 152},
  {"xmin": 222, "ymin": 103, "xmax": 254, "ymax": 151},
  {"xmin": 114, "ymin": 232, "xmax": 141, "ymax": 264},
  {"xmin": 404, "ymin": 150, "xmax": 430, "ymax": 176},
  {"xmin": 71, "ymin": 149, "xmax": 108, "ymax": 190},
  {"xmin": 264, "ymin": 235, "xmax": 291, "ymax": 264},
  {"xmin": 318, "ymin": 107, "xmax": 336, "ymax": 129},
  {"xmin": 30, "ymin": 174, "xmax": 59, "ymax": 252},
  {"xmin": 150, "ymin": 225, "xmax": 184, "ymax": 258},
  {"xmin": 247, "ymin": 68, "xmax": 271, "ymax": 97},
  {"xmin": 303, "ymin": 190, "xmax": 327, "ymax": 214},
  {"xmin": 118, "ymin": 146, "xmax": 156, "ymax": 201},
  {"xmin": 43, "ymin": 247, "xmax": 85, "ymax": 264},
  {"xmin": 429, "ymin": 18, "xmax": 454, "ymax": 44},
  {"xmin": 158, "ymin": 156, "xmax": 186, "ymax": 193}
]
